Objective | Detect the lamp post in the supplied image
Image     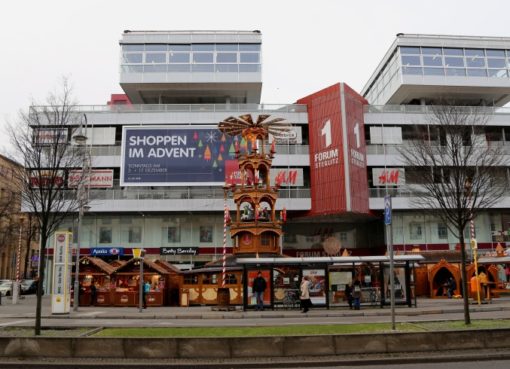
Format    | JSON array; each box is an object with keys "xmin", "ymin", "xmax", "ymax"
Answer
[
  {"xmin": 138, "ymin": 249, "xmax": 146, "ymax": 313},
  {"xmin": 72, "ymin": 114, "xmax": 90, "ymax": 312}
]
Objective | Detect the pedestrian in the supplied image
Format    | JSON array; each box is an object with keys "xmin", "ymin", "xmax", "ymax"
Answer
[
  {"xmin": 143, "ymin": 281, "xmax": 150, "ymax": 309},
  {"xmin": 505, "ymin": 264, "xmax": 510, "ymax": 283},
  {"xmin": 344, "ymin": 283, "xmax": 353, "ymax": 309},
  {"xmin": 447, "ymin": 277, "xmax": 456, "ymax": 298},
  {"xmin": 300, "ymin": 276, "xmax": 312, "ymax": 313},
  {"xmin": 89, "ymin": 281, "xmax": 97, "ymax": 306},
  {"xmin": 352, "ymin": 280, "xmax": 362, "ymax": 310},
  {"xmin": 252, "ymin": 271, "xmax": 267, "ymax": 311},
  {"xmin": 478, "ymin": 270, "xmax": 489, "ymax": 300}
]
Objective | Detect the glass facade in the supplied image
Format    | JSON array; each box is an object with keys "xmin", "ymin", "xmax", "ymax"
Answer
[
  {"xmin": 121, "ymin": 43, "xmax": 261, "ymax": 73},
  {"xmin": 400, "ymin": 46, "xmax": 510, "ymax": 78}
]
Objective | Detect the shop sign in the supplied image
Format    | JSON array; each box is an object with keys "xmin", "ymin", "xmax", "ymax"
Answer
[
  {"xmin": 33, "ymin": 128, "xmax": 68, "ymax": 145},
  {"xmin": 372, "ymin": 168, "xmax": 405, "ymax": 186},
  {"xmin": 160, "ymin": 247, "xmax": 199, "ymax": 256},
  {"xmin": 225, "ymin": 162, "xmax": 304, "ymax": 187},
  {"xmin": 68, "ymin": 169, "xmax": 114, "ymax": 188},
  {"xmin": 51, "ymin": 232, "xmax": 72, "ymax": 314},
  {"xmin": 29, "ymin": 170, "xmax": 65, "ymax": 188},
  {"xmin": 90, "ymin": 247, "xmax": 124, "ymax": 257},
  {"xmin": 269, "ymin": 126, "xmax": 302, "ymax": 144}
]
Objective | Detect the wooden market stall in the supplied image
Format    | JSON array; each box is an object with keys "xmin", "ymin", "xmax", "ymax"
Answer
[
  {"xmin": 154, "ymin": 260, "xmax": 182, "ymax": 306},
  {"xmin": 428, "ymin": 259, "xmax": 460, "ymax": 298},
  {"xmin": 73, "ymin": 256, "xmax": 116, "ymax": 306},
  {"xmin": 180, "ymin": 255, "xmax": 243, "ymax": 306},
  {"xmin": 112, "ymin": 258, "xmax": 170, "ymax": 307}
]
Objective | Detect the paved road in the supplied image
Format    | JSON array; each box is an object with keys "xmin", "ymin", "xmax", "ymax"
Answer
[{"xmin": 299, "ymin": 361, "xmax": 510, "ymax": 369}]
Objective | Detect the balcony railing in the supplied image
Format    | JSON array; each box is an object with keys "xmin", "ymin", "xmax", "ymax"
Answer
[
  {"xmin": 89, "ymin": 144, "xmax": 309, "ymax": 157},
  {"xmin": 31, "ymin": 103, "xmax": 307, "ymax": 114},
  {"xmin": 365, "ymin": 105, "xmax": 510, "ymax": 115},
  {"xmin": 366, "ymin": 143, "xmax": 510, "ymax": 155},
  {"xmin": 369, "ymin": 186, "xmax": 510, "ymax": 198},
  {"xmin": 86, "ymin": 187, "xmax": 311, "ymax": 201}
]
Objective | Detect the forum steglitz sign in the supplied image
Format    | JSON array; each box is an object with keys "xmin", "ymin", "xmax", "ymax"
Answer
[{"xmin": 121, "ymin": 126, "xmax": 235, "ymax": 186}]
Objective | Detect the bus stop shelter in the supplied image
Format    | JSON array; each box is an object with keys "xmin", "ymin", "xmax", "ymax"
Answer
[{"xmin": 236, "ymin": 255, "xmax": 424, "ymax": 311}]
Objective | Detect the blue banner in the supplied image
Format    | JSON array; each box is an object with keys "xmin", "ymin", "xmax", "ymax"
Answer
[
  {"xmin": 90, "ymin": 247, "xmax": 124, "ymax": 257},
  {"xmin": 121, "ymin": 126, "xmax": 236, "ymax": 186}
]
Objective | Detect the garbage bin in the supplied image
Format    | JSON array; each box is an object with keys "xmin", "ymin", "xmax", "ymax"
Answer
[{"xmin": 217, "ymin": 287, "xmax": 230, "ymax": 308}]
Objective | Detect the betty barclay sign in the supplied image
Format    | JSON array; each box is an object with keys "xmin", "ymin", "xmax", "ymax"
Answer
[
  {"xmin": 160, "ymin": 247, "xmax": 199, "ymax": 256},
  {"xmin": 120, "ymin": 126, "xmax": 236, "ymax": 186}
]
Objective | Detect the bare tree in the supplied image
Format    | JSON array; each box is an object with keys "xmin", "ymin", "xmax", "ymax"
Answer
[
  {"xmin": 8, "ymin": 80, "xmax": 88, "ymax": 335},
  {"xmin": 398, "ymin": 103, "xmax": 507, "ymax": 324}
]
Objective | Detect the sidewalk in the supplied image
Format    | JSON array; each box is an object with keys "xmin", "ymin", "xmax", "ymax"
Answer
[{"xmin": 2, "ymin": 295, "xmax": 510, "ymax": 320}]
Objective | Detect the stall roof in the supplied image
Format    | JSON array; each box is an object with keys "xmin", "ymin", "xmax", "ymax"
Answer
[
  {"xmin": 80, "ymin": 256, "xmax": 117, "ymax": 275},
  {"xmin": 478, "ymin": 256, "xmax": 510, "ymax": 264},
  {"xmin": 154, "ymin": 260, "xmax": 181, "ymax": 273},
  {"xmin": 236, "ymin": 255, "xmax": 424, "ymax": 265},
  {"xmin": 113, "ymin": 258, "xmax": 171, "ymax": 275}
]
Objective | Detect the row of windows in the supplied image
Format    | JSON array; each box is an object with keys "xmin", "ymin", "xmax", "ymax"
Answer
[
  {"xmin": 400, "ymin": 46, "xmax": 510, "ymax": 58},
  {"xmin": 97, "ymin": 225, "xmax": 215, "ymax": 244},
  {"xmin": 122, "ymin": 43, "xmax": 261, "ymax": 52},
  {"xmin": 409, "ymin": 223, "xmax": 448, "ymax": 240},
  {"xmin": 122, "ymin": 52, "xmax": 260, "ymax": 64},
  {"xmin": 401, "ymin": 54, "xmax": 510, "ymax": 69},
  {"xmin": 121, "ymin": 64, "xmax": 261, "ymax": 73},
  {"xmin": 402, "ymin": 66, "xmax": 510, "ymax": 78}
]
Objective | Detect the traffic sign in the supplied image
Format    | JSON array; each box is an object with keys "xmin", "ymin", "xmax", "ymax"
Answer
[{"xmin": 384, "ymin": 195, "xmax": 392, "ymax": 225}]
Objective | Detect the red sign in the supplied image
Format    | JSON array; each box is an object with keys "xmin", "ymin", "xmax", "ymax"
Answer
[
  {"xmin": 68, "ymin": 169, "xmax": 114, "ymax": 188},
  {"xmin": 298, "ymin": 83, "xmax": 369, "ymax": 215},
  {"xmin": 224, "ymin": 160, "xmax": 304, "ymax": 187},
  {"xmin": 372, "ymin": 168, "xmax": 405, "ymax": 186}
]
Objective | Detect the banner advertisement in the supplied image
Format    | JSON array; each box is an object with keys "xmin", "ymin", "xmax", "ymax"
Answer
[
  {"xmin": 29, "ymin": 170, "xmax": 64, "ymax": 188},
  {"xmin": 68, "ymin": 169, "xmax": 114, "ymax": 188},
  {"xmin": 372, "ymin": 168, "xmax": 405, "ymax": 186},
  {"xmin": 224, "ymin": 161, "xmax": 304, "ymax": 187},
  {"xmin": 51, "ymin": 232, "xmax": 72, "ymax": 314},
  {"xmin": 121, "ymin": 126, "xmax": 236, "ymax": 186},
  {"xmin": 160, "ymin": 247, "xmax": 199, "ymax": 256}
]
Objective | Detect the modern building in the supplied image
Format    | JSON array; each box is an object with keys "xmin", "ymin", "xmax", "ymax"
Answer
[
  {"xmin": 31, "ymin": 31, "xmax": 510, "ymax": 288},
  {"xmin": 362, "ymin": 34, "xmax": 510, "ymax": 252}
]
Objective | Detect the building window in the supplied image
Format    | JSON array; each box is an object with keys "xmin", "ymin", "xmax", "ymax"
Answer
[
  {"xmin": 184, "ymin": 275, "xmax": 198, "ymax": 284},
  {"xmin": 167, "ymin": 227, "xmax": 181, "ymax": 243},
  {"xmin": 199, "ymin": 226, "xmax": 213, "ymax": 243},
  {"xmin": 409, "ymin": 223, "xmax": 422, "ymax": 240},
  {"xmin": 340, "ymin": 232, "xmax": 348, "ymax": 242},
  {"xmin": 437, "ymin": 224, "xmax": 448, "ymax": 239},
  {"xmin": 99, "ymin": 227, "xmax": 112, "ymax": 244},
  {"xmin": 122, "ymin": 226, "xmax": 142, "ymax": 244}
]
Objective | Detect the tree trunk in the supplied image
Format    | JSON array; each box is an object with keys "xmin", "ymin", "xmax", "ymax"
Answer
[
  {"xmin": 35, "ymin": 234, "xmax": 47, "ymax": 336},
  {"xmin": 458, "ymin": 230, "xmax": 471, "ymax": 325}
]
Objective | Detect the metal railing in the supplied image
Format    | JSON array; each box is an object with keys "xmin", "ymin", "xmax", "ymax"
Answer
[
  {"xmin": 89, "ymin": 144, "xmax": 309, "ymax": 157},
  {"xmin": 87, "ymin": 187, "xmax": 311, "ymax": 201},
  {"xmin": 31, "ymin": 104, "xmax": 307, "ymax": 114},
  {"xmin": 369, "ymin": 186, "xmax": 510, "ymax": 198},
  {"xmin": 365, "ymin": 105, "xmax": 510, "ymax": 115}
]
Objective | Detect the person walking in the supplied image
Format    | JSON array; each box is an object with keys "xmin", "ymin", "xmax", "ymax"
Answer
[
  {"xmin": 352, "ymin": 280, "xmax": 362, "ymax": 310},
  {"xmin": 252, "ymin": 271, "xmax": 267, "ymax": 311},
  {"xmin": 300, "ymin": 276, "xmax": 312, "ymax": 313}
]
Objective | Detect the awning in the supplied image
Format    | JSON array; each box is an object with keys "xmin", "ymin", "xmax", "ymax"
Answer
[{"xmin": 236, "ymin": 255, "xmax": 424, "ymax": 265}]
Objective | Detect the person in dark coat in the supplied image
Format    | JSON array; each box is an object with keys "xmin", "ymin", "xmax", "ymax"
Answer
[
  {"xmin": 344, "ymin": 283, "xmax": 353, "ymax": 309},
  {"xmin": 252, "ymin": 271, "xmax": 267, "ymax": 311},
  {"xmin": 89, "ymin": 281, "xmax": 97, "ymax": 306},
  {"xmin": 352, "ymin": 280, "xmax": 362, "ymax": 310}
]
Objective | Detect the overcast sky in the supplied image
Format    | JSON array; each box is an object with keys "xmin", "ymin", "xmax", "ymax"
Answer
[{"xmin": 1, "ymin": 0, "xmax": 510, "ymax": 151}]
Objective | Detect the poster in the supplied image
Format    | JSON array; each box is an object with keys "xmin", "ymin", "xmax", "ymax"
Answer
[
  {"xmin": 247, "ymin": 270, "xmax": 271, "ymax": 305},
  {"xmin": 51, "ymin": 232, "xmax": 72, "ymax": 314},
  {"xmin": 303, "ymin": 269, "xmax": 326, "ymax": 304}
]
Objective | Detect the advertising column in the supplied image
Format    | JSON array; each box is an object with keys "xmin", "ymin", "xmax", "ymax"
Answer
[{"xmin": 51, "ymin": 232, "xmax": 72, "ymax": 314}]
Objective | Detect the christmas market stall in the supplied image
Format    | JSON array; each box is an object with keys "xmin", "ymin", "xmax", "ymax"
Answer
[
  {"xmin": 112, "ymin": 258, "xmax": 170, "ymax": 307},
  {"xmin": 73, "ymin": 256, "xmax": 116, "ymax": 306},
  {"xmin": 153, "ymin": 259, "xmax": 182, "ymax": 306}
]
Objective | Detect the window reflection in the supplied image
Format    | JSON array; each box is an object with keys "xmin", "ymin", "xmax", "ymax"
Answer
[
  {"xmin": 467, "ymin": 69, "xmax": 487, "ymax": 77},
  {"xmin": 401, "ymin": 56, "xmax": 420, "ymax": 66},
  {"xmin": 423, "ymin": 56, "xmax": 443, "ymax": 66}
]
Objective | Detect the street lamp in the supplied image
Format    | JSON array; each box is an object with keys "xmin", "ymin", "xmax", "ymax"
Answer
[{"xmin": 72, "ymin": 114, "xmax": 90, "ymax": 312}]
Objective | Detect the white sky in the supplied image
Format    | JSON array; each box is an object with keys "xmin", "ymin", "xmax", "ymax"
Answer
[{"xmin": 1, "ymin": 0, "xmax": 509, "ymax": 151}]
